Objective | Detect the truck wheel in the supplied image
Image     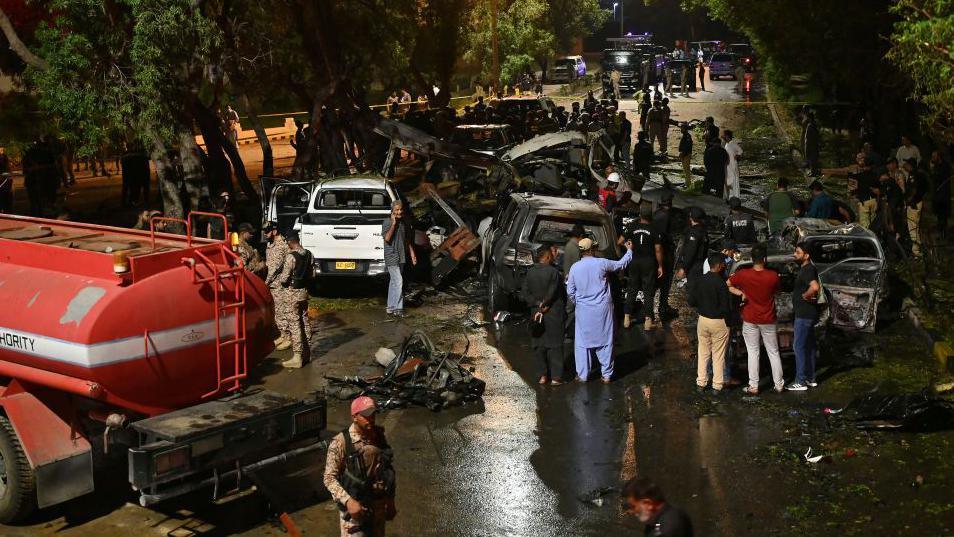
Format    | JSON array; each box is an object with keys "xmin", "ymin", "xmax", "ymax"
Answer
[
  {"xmin": 487, "ymin": 274, "xmax": 510, "ymax": 314},
  {"xmin": 0, "ymin": 416, "xmax": 37, "ymax": 523}
]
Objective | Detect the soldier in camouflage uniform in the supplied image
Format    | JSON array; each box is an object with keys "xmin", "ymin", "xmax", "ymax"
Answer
[
  {"xmin": 276, "ymin": 231, "xmax": 312, "ymax": 368},
  {"xmin": 263, "ymin": 222, "xmax": 291, "ymax": 350},
  {"xmin": 235, "ymin": 223, "xmax": 265, "ymax": 275}
]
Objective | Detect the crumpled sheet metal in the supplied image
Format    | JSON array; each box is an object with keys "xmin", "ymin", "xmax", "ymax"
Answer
[{"xmin": 326, "ymin": 331, "xmax": 485, "ymax": 411}]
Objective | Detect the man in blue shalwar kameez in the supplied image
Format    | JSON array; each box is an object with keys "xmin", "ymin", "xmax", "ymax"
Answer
[{"xmin": 566, "ymin": 237, "xmax": 633, "ymax": 383}]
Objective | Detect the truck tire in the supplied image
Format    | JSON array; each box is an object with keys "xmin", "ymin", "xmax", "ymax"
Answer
[
  {"xmin": 487, "ymin": 273, "xmax": 510, "ymax": 314},
  {"xmin": 0, "ymin": 416, "xmax": 37, "ymax": 524}
]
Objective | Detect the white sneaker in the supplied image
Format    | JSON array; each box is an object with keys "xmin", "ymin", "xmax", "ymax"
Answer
[
  {"xmin": 807, "ymin": 380, "xmax": 818, "ymax": 388},
  {"xmin": 644, "ymin": 318, "xmax": 654, "ymax": 331},
  {"xmin": 785, "ymin": 382, "xmax": 808, "ymax": 392}
]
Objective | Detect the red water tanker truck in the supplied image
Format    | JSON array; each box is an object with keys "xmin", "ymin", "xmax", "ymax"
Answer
[{"xmin": 0, "ymin": 213, "xmax": 326, "ymax": 523}]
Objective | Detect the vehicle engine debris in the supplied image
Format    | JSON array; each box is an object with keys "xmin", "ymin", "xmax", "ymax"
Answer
[{"xmin": 326, "ymin": 331, "xmax": 486, "ymax": 411}]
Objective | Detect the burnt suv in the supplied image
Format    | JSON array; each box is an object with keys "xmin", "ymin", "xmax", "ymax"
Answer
[{"xmin": 482, "ymin": 192, "xmax": 618, "ymax": 312}]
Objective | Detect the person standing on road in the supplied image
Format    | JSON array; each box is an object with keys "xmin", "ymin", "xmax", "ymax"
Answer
[
  {"xmin": 610, "ymin": 69, "xmax": 622, "ymax": 100},
  {"xmin": 235, "ymin": 222, "xmax": 266, "ymax": 275},
  {"xmin": 647, "ymin": 101, "xmax": 665, "ymax": 155},
  {"xmin": 693, "ymin": 253, "xmax": 732, "ymax": 395},
  {"xmin": 522, "ymin": 245, "xmax": 567, "ymax": 385},
  {"xmin": 930, "ymin": 149, "xmax": 952, "ymax": 239},
  {"xmin": 383, "ymin": 200, "xmax": 417, "ymax": 317},
  {"xmin": 803, "ymin": 112, "xmax": 820, "ymax": 176},
  {"xmin": 722, "ymin": 130, "xmax": 742, "ymax": 199},
  {"xmin": 620, "ymin": 208, "xmax": 664, "ymax": 331},
  {"xmin": 903, "ymin": 157, "xmax": 927, "ymax": 257},
  {"xmin": 264, "ymin": 222, "xmax": 292, "ymax": 350},
  {"xmin": 617, "ymin": 111, "xmax": 632, "ymax": 165},
  {"xmin": 639, "ymin": 92, "xmax": 652, "ymax": 132},
  {"xmin": 634, "ymin": 131, "xmax": 654, "ymax": 179},
  {"xmin": 680, "ymin": 63, "xmax": 690, "ymax": 97},
  {"xmin": 652, "ymin": 192, "xmax": 678, "ymax": 319},
  {"xmin": 324, "ymin": 396, "xmax": 397, "ymax": 537},
  {"xmin": 786, "ymin": 243, "xmax": 820, "ymax": 392},
  {"xmin": 697, "ymin": 60, "xmax": 706, "ymax": 92},
  {"xmin": 622, "ymin": 477, "xmax": 694, "ymax": 537},
  {"xmin": 675, "ymin": 207, "xmax": 709, "ymax": 303},
  {"xmin": 278, "ymin": 232, "xmax": 313, "ymax": 369},
  {"xmin": 678, "ymin": 123, "xmax": 693, "ymax": 186},
  {"xmin": 566, "ymin": 238, "xmax": 634, "ymax": 383},
  {"xmin": 724, "ymin": 197, "xmax": 756, "ymax": 244},
  {"xmin": 563, "ymin": 225, "xmax": 585, "ymax": 276},
  {"xmin": 727, "ymin": 244, "xmax": 784, "ymax": 395},
  {"xmin": 702, "ymin": 138, "xmax": 728, "ymax": 198}
]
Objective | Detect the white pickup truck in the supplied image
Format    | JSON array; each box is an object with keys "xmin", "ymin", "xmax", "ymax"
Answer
[{"xmin": 263, "ymin": 176, "xmax": 399, "ymax": 278}]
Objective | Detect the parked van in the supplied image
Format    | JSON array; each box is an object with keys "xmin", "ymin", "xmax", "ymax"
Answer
[{"xmin": 263, "ymin": 176, "xmax": 399, "ymax": 278}]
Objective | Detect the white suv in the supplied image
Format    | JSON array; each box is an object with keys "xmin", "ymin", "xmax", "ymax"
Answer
[{"xmin": 264, "ymin": 176, "xmax": 398, "ymax": 278}]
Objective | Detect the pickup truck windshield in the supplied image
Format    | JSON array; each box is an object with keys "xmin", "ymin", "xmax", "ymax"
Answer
[
  {"xmin": 314, "ymin": 189, "xmax": 391, "ymax": 210},
  {"xmin": 450, "ymin": 129, "xmax": 509, "ymax": 151}
]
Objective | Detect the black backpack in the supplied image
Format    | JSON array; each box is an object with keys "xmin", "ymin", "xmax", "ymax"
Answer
[{"xmin": 290, "ymin": 249, "xmax": 314, "ymax": 289}]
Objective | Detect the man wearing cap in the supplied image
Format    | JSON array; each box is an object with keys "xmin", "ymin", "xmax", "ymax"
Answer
[
  {"xmin": 566, "ymin": 237, "xmax": 634, "ymax": 383},
  {"xmin": 675, "ymin": 207, "xmax": 710, "ymax": 302},
  {"xmin": 724, "ymin": 197, "xmax": 756, "ymax": 244},
  {"xmin": 324, "ymin": 396, "xmax": 397, "ymax": 537},
  {"xmin": 693, "ymin": 253, "xmax": 732, "ymax": 394},
  {"xmin": 264, "ymin": 222, "xmax": 292, "ymax": 350},
  {"xmin": 235, "ymin": 223, "xmax": 265, "ymax": 275},
  {"xmin": 620, "ymin": 208, "xmax": 664, "ymax": 330}
]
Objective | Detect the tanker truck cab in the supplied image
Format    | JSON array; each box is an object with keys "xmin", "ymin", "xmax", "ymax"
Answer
[{"xmin": 269, "ymin": 176, "xmax": 398, "ymax": 278}]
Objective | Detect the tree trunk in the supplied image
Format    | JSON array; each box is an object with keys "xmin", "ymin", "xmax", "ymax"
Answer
[
  {"xmin": 241, "ymin": 92, "xmax": 273, "ymax": 178},
  {"xmin": 191, "ymin": 98, "xmax": 259, "ymax": 203},
  {"xmin": 147, "ymin": 135, "xmax": 184, "ymax": 233},
  {"xmin": 0, "ymin": 7, "xmax": 49, "ymax": 71},
  {"xmin": 177, "ymin": 129, "xmax": 206, "ymax": 212}
]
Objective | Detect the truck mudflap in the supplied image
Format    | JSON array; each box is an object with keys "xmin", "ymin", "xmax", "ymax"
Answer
[{"xmin": 127, "ymin": 390, "xmax": 326, "ymax": 506}]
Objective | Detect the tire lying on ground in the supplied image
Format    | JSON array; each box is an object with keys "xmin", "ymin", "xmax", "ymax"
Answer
[{"xmin": 0, "ymin": 415, "xmax": 37, "ymax": 524}]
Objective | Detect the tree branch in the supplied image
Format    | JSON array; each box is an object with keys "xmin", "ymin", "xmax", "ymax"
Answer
[{"xmin": 0, "ymin": 6, "xmax": 49, "ymax": 71}]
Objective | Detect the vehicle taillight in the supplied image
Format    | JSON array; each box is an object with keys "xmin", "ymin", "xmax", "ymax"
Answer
[{"xmin": 154, "ymin": 446, "xmax": 190, "ymax": 476}]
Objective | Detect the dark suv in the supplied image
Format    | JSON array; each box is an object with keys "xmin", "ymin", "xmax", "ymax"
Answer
[{"xmin": 482, "ymin": 192, "xmax": 618, "ymax": 312}]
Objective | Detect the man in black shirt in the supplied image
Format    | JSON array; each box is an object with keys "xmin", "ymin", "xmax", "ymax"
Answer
[
  {"xmin": 678, "ymin": 123, "xmax": 693, "ymax": 186},
  {"xmin": 621, "ymin": 209, "xmax": 665, "ymax": 331},
  {"xmin": 694, "ymin": 253, "xmax": 731, "ymax": 393},
  {"xmin": 675, "ymin": 207, "xmax": 709, "ymax": 304},
  {"xmin": 702, "ymin": 139, "xmax": 728, "ymax": 198},
  {"xmin": 786, "ymin": 243, "xmax": 820, "ymax": 391},
  {"xmin": 903, "ymin": 158, "xmax": 927, "ymax": 257},
  {"xmin": 617, "ymin": 111, "xmax": 633, "ymax": 164},
  {"xmin": 521, "ymin": 245, "xmax": 566, "ymax": 385},
  {"xmin": 622, "ymin": 477, "xmax": 693, "ymax": 537},
  {"xmin": 724, "ymin": 197, "xmax": 756, "ymax": 244},
  {"xmin": 652, "ymin": 193, "xmax": 678, "ymax": 318},
  {"xmin": 634, "ymin": 131, "xmax": 654, "ymax": 179}
]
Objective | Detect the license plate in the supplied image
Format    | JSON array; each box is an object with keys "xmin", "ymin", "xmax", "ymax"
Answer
[{"xmin": 335, "ymin": 261, "xmax": 357, "ymax": 270}]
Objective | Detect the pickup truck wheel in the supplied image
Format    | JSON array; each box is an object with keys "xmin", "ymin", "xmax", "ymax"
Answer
[
  {"xmin": 487, "ymin": 274, "xmax": 510, "ymax": 314},
  {"xmin": 0, "ymin": 416, "xmax": 37, "ymax": 523}
]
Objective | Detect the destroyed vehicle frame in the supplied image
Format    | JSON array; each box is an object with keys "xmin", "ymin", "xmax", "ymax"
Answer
[
  {"xmin": 483, "ymin": 192, "xmax": 618, "ymax": 312},
  {"xmin": 728, "ymin": 219, "xmax": 886, "ymax": 353}
]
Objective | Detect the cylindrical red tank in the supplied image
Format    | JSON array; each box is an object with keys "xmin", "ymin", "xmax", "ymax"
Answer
[{"xmin": 0, "ymin": 215, "xmax": 274, "ymax": 416}]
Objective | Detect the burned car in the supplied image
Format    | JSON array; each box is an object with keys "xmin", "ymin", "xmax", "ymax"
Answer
[
  {"xmin": 483, "ymin": 192, "xmax": 618, "ymax": 312},
  {"xmin": 448, "ymin": 124, "xmax": 515, "ymax": 157},
  {"xmin": 728, "ymin": 218, "xmax": 886, "ymax": 351}
]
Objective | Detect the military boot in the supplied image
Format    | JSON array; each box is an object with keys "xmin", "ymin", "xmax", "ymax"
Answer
[
  {"xmin": 275, "ymin": 337, "xmax": 292, "ymax": 351},
  {"xmin": 282, "ymin": 354, "xmax": 303, "ymax": 369}
]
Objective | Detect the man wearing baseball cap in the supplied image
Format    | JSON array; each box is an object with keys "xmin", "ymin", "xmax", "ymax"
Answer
[{"xmin": 324, "ymin": 396, "xmax": 396, "ymax": 536}]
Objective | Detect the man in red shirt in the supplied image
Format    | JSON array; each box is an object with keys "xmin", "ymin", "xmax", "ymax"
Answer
[{"xmin": 727, "ymin": 243, "xmax": 784, "ymax": 394}]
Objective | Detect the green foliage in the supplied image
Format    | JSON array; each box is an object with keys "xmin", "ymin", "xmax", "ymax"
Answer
[
  {"xmin": 464, "ymin": 0, "xmax": 606, "ymax": 84},
  {"xmin": 889, "ymin": 0, "xmax": 954, "ymax": 143}
]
